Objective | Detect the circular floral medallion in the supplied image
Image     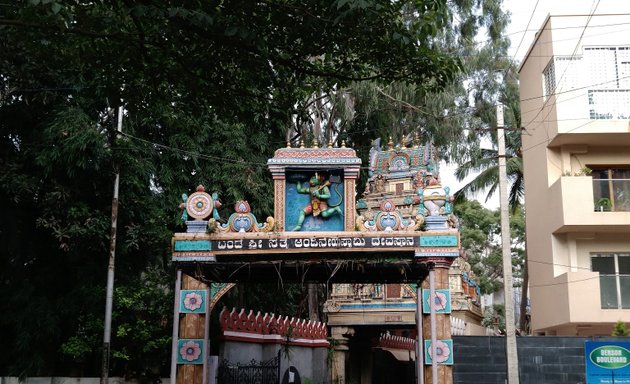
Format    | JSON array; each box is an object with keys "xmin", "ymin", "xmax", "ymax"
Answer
[
  {"xmin": 183, "ymin": 292, "xmax": 203, "ymax": 311},
  {"xmin": 430, "ymin": 291, "xmax": 448, "ymax": 312},
  {"xmin": 429, "ymin": 340, "xmax": 451, "ymax": 363},
  {"xmin": 186, "ymin": 192, "xmax": 214, "ymax": 220},
  {"xmin": 179, "ymin": 340, "xmax": 202, "ymax": 362}
]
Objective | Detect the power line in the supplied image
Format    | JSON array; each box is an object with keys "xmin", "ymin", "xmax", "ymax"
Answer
[
  {"xmin": 120, "ymin": 131, "xmax": 270, "ymax": 167},
  {"xmin": 520, "ymin": 74, "xmax": 630, "ymax": 106},
  {"xmin": 511, "ymin": 0, "xmax": 540, "ymax": 62},
  {"xmin": 506, "ymin": 20, "xmax": 630, "ymax": 38},
  {"xmin": 520, "ymin": 120, "xmax": 594, "ymax": 154},
  {"xmin": 529, "ymin": 275, "xmax": 599, "ymax": 288}
]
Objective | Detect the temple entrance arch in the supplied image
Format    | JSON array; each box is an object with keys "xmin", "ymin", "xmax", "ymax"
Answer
[{"xmin": 170, "ymin": 143, "xmax": 461, "ymax": 384}]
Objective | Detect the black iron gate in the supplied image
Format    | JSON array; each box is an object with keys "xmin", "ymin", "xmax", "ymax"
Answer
[{"xmin": 217, "ymin": 350, "xmax": 281, "ymax": 384}]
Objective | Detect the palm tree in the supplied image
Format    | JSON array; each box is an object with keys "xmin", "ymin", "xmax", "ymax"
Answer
[
  {"xmin": 455, "ymin": 65, "xmax": 523, "ymax": 211},
  {"xmin": 454, "ymin": 65, "xmax": 530, "ymax": 333}
]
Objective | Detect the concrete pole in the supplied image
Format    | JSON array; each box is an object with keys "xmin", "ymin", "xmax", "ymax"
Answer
[
  {"xmin": 101, "ymin": 106, "xmax": 123, "ymax": 384},
  {"xmin": 429, "ymin": 269, "xmax": 438, "ymax": 384},
  {"xmin": 416, "ymin": 284, "xmax": 424, "ymax": 384},
  {"xmin": 497, "ymin": 104, "xmax": 520, "ymax": 383},
  {"xmin": 203, "ymin": 284, "xmax": 211, "ymax": 384},
  {"xmin": 171, "ymin": 270, "xmax": 182, "ymax": 384}
]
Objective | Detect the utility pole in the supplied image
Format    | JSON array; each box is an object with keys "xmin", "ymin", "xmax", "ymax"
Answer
[
  {"xmin": 101, "ymin": 106, "xmax": 123, "ymax": 384},
  {"xmin": 497, "ymin": 104, "xmax": 520, "ymax": 383}
]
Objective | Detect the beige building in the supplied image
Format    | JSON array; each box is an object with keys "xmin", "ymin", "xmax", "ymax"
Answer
[{"xmin": 520, "ymin": 13, "xmax": 630, "ymax": 335}]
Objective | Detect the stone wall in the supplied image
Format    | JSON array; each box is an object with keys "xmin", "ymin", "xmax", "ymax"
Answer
[
  {"xmin": 453, "ymin": 336, "xmax": 630, "ymax": 384},
  {"xmin": 218, "ymin": 307, "xmax": 329, "ymax": 383}
]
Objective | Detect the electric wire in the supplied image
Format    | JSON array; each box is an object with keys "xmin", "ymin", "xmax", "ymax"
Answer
[{"xmin": 511, "ymin": 0, "xmax": 540, "ymax": 63}]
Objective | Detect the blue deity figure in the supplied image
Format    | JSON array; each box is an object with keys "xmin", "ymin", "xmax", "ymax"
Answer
[{"xmin": 292, "ymin": 173, "xmax": 342, "ymax": 231}]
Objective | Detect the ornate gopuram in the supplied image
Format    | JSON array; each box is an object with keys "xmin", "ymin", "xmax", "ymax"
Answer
[
  {"xmin": 170, "ymin": 139, "xmax": 464, "ymax": 384},
  {"xmin": 323, "ymin": 137, "xmax": 484, "ymax": 384}
]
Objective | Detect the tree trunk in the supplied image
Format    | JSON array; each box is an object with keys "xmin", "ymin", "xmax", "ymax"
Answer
[
  {"xmin": 237, "ymin": 284, "xmax": 245, "ymax": 309},
  {"xmin": 313, "ymin": 92, "xmax": 322, "ymax": 144},
  {"xmin": 308, "ymin": 283, "xmax": 319, "ymax": 321},
  {"xmin": 519, "ymin": 256, "xmax": 529, "ymax": 334}
]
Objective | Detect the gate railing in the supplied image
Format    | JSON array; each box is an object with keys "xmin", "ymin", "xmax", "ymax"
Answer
[{"xmin": 217, "ymin": 349, "xmax": 280, "ymax": 384}]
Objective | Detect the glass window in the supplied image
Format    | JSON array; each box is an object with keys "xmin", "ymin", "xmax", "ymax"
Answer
[
  {"xmin": 619, "ymin": 255, "xmax": 630, "ymax": 309},
  {"xmin": 592, "ymin": 253, "xmax": 630, "ymax": 309},
  {"xmin": 591, "ymin": 167, "xmax": 630, "ymax": 211}
]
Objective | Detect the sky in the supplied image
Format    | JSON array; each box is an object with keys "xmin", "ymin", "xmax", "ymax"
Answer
[{"xmin": 440, "ymin": 0, "xmax": 630, "ymax": 209}]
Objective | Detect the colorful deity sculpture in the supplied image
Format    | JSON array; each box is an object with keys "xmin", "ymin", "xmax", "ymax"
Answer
[
  {"xmin": 413, "ymin": 174, "xmax": 454, "ymax": 217},
  {"xmin": 292, "ymin": 173, "xmax": 343, "ymax": 231}
]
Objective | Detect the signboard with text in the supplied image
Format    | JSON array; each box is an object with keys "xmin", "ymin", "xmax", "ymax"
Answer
[{"xmin": 585, "ymin": 341, "xmax": 630, "ymax": 384}]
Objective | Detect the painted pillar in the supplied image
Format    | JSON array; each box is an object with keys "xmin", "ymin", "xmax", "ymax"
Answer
[
  {"xmin": 273, "ymin": 178, "xmax": 285, "ymax": 232},
  {"xmin": 175, "ymin": 274, "xmax": 209, "ymax": 384},
  {"xmin": 416, "ymin": 284, "xmax": 424, "ymax": 384},
  {"xmin": 330, "ymin": 326, "xmax": 353, "ymax": 384},
  {"xmin": 422, "ymin": 259, "xmax": 454, "ymax": 384},
  {"xmin": 343, "ymin": 178, "xmax": 356, "ymax": 231}
]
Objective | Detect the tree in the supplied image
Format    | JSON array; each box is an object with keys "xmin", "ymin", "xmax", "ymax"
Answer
[
  {"xmin": 612, "ymin": 320, "xmax": 630, "ymax": 336},
  {"xmin": 455, "ymin": 199, "xmax": 502, "ymax": 294},
  {"xmin": 455, "ymin": 199, "xmax": 526, "ymax": 297},
  {"xmin": 289, "ymin": 0, "xmax": 512, "ymax": 164},
  {"xmin": 454, "ymin": 64, "xmax": 523, "ymax": 209},
  {"xmin": 453, "ymin": 61, "xmax": 528, "ymax": 332},
  {"xmin": 482, "ymin": 304, "xmax": 506, "ymax": 334}
]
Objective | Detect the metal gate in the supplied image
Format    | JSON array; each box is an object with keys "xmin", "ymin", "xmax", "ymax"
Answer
[{"xmin": 217, "ymin": 350, "xmax": 281, "ymax": 384}]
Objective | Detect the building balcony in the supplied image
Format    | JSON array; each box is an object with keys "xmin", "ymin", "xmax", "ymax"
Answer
[
  {"xmin": 549, "ymin": 176, "xmax": 630, "ymax": 233},
  {"xmin": 533, "ymin": 270, "xmax": 630, "ymax": 334},
  {"xmin": 546, "ymin": 89, "xmax": 630, "ymax": 147}
]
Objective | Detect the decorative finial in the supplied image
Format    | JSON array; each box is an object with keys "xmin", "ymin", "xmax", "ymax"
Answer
[
  {"xmin": 413, "ymin": 132, "xmax": 420, "ymax": 148},
  {"xmin": 313, "ymin": 138, "xmax": 319, "ymax": 148},
  {"xmin": 341, "ymin": 140, "xmax": 346, "ymax": 148},
  {"xmin": 300, "ymin": 138, "xmax": 305, "ymax": 148},
  {"xmin": 196, "ymin": 185, "xmax": 205, "ymax": 192},
  {"xmin": 328, "ymin": 139, "xmax": 333, "ymax": 148},
  {"xmin": 286, "ymin": 140, "xmax": 291, "ymax": 148},
  {"xmin": 387, "ymin": 136, "xmax": 394, "ymax": 151}
]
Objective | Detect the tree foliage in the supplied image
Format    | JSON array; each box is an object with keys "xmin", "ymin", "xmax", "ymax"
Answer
[
  {"xmin": 283, "ymin": 0, "xmax": 513, "ymax": 198},
  {"xmin": 612, "ymin": 320, "xmax": 630, "ymax": 337},
  {"xmin": 454, "ymin": 63, "xmax": 523, "ymax": 209},
  {"xmin": 455, "ymin": 199, "xmax": 525, "ymax": 295}
]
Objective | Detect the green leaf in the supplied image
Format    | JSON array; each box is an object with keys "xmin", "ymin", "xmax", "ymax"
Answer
[{"xmin": 51, "ymin": 2, "xmax": 62, "ymax": 14}]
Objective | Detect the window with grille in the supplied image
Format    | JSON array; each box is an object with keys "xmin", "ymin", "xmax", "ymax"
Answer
[
  {"xmin": 543, "ymin": 59, "xmax": 556, "ymax": 99},
  {"xmin": 542, "ymin": 56, "xmax": 581, "ymax": 100},
  {"xmin": 585, "ymin": 46, "xmax": 630, "ymax": 119},
  {"xmin": 591, "ymin": 253, "xmax": 630, "ymax": 309},
  {"xmin": 555, "ymin": 56, "xmax": 581, "ymax": 90}
]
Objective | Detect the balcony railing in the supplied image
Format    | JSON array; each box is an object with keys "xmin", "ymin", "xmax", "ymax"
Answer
[
  {"xmin": 592, "ymin": 179, "xmax": 630, "ymax": 212},
  {"xmin": 589, "ymin": 89, "xmax": 630, "ymax": 120}
]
